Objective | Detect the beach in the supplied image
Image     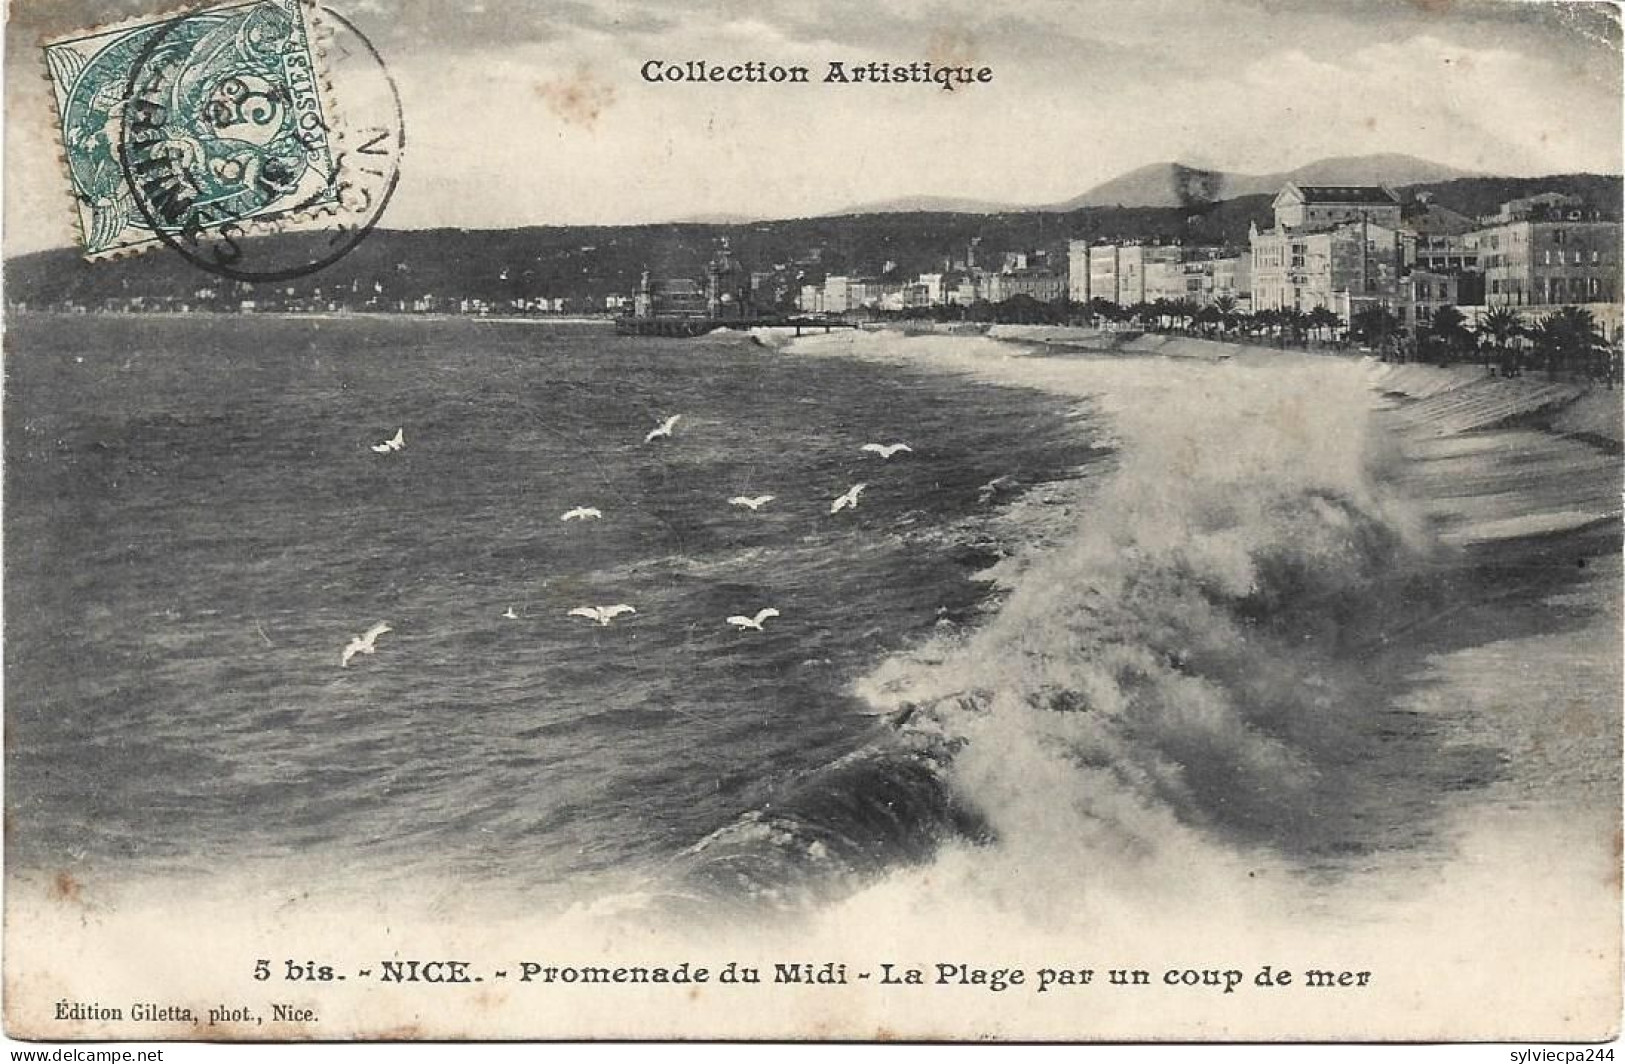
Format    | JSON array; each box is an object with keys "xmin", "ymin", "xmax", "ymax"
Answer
[
  {"xmin": 761, "ymin": 327, "xmax": 1623, "ymax": 1039},
  {"xmin": 5, "ymin": 317, "xmax": 1620, "ymax": 1041},
  {"xmin": 782, "ymin": 326, "xmax": 1622, "ymax": 823}
]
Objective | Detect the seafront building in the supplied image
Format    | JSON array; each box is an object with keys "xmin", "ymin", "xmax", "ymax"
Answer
[
  {"xmin": 1067, "ymin": 242, "xmax": 1091, "ymax": 303},
  {"xmin": 660, "ymin": 175, "xmax": 1623, "ymax": 341},
  {"xmin": 1211, "ymin": 255, "xmax": 1251, "ymax": 305},
  {"xmin": 822, "ymin": 275, "xmax": 851, "ymax": 314},
  {"xmin": 1242, "ymin": 182, "xmax": 1622, "ymax": 337},
  {"xmin": 1087, "ymin": 244, "xmax": 1119, "ymax": 305},
  {"xmin": 1400, "ymin": 269, "xmax": 1461, "ymax": 333},
  {"xmin": 1143, "ymin": 247, "xmax": 1251, "ymax": 305},
  {"xmin": 441, "ymin": 180, "xmax": 1621, "ymax": 332},
  {"xmin": 1249, "ymin": 185, "xmax": 1407, "ymax": 319},
  {"xmin": 1405, "ymin": 193, "xmax": 1482, "ymax": 274},
  {"xmin": 1475, "ymin": 206, "xmax": 1620, "ymax": 310},
  {"xmin": 633, "ymin": 274, "xmax": 708, "ymax": 319},
  {"xmin": 1116, "ymin": 245, "xmax": 1182, "ymax": 306},
  {"xmin": 1270, "ymin": 183, "xmax": 1404, "ymax": 231},
  {"xmin": 1068, "ymin": 239, "xmax": 1251, "ymax": 310},
  {"xmin": 984, "ymin": 268, "xmax": 1066, "ymax": 304},
  {"xmin": 1249, "ymin": 222, "xmax": 1406, "ymax": 318}
]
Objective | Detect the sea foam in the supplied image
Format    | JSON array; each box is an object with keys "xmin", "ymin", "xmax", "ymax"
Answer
[{"xmin": 818, "ymin": 336, "xmax": 1443, "ymax": 893}]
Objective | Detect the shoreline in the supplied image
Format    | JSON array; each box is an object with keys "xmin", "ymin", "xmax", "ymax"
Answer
[
  {"xmin": 780, "ymin": 323, "xmax": 1621, "ymax": 820},
  {"xmin": 788, "ymin": 325, "xmax": 1620, "ymax": 1038},
  {"xmin": 821, "ymin": 321, "xmax": 1625, "ymax": 450},
  {"xmin": 2, "ymin": 316, "xmax": 1618, "ymax": 1040},
  {"xmin": 5, "ymin": 308, "xmax": 618, "ymax": 326}
]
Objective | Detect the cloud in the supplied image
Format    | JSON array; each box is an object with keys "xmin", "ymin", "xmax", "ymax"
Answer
[
  {"xmin": 4, "ymin": 0, "xmax": 1620, "ymax": 251},
  {"xmin": 1071, "ymin": 30, "xmax": 1620, "ymax": 179}
]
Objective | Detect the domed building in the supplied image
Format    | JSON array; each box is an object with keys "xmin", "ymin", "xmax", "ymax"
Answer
[{"xmin": 706, "ymin": 239, "xmax": 752, "ymax": 320}]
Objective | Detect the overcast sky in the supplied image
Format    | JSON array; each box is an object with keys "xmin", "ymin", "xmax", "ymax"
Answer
[{"xmin": 6, "ymin": 0, "xmax": 1622, "ymax": 254}]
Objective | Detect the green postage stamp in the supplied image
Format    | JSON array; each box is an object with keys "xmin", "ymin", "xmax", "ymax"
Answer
[{"xmin": 43, "ymin": 0, "xmax": 340, "ymax": 259}]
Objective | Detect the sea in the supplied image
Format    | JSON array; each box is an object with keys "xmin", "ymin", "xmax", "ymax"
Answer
[
  {"xmin": 6, "ymin": 313, "xmax": 1621, "ymax": 1038},
  {"xmin": 4, "ymin": 314, "xmax": 1110, "ymax": 912}
]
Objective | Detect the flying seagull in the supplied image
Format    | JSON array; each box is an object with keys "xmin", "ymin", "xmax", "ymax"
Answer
[
  {"xmin": 371, "ymin": 428, "xmax": 405, "ymax": 453},
  {"xmin": 501, "ymin": 607, "xmax": 519, "ymax": 620},
  {"xmin": 830, "ymin": 483, "xmax": 866, "ymax": 514},
  {"xmin": 727, "ymin": 607, "xmax": 780, "ymax": 632},
  {"xmin": 862, "ymin": 442, "xmax": 912, "ymax": 459},
  {"xmin": 728, "ymin": 495, "xmax": 775, "ymax": 511},
  {"xmin": 341, "ymin": 621, "xmax": 392, "ymax": 667},
  {"xmin": 644, "ymin": 415, "xmax": 681, "ymax": 443},
  {"xmin": 568, "ymin": 604, "xmax": 636, "ymax": 627},
  {"xmin": 561, "ymin": 507, "xmax": 603, "ymax": 521}
]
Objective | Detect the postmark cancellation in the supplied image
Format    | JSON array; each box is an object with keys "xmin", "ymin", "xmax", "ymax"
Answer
[{"xmin": 43, "ymin": 0, "xmax": 341, "ymax": 260}]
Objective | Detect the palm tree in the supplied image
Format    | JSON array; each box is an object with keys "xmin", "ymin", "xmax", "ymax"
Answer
[
  {"xmin": 1148, "ymin": 298, "xmax": 1174, "ymax": 331},
  {"xmin": 1172, "ymin": 298, "xmax": 1202, "ymax": 334},
  {"xmin": 1350, "ymin": 305, "xmax": 1401, "ymax": 360},
  {"xmin": 1424, "ymin": 305, "xmax": 1473, "ymax": 366},
  {"xmin": 1529, "ymin": 314, "xmax": 1564, "ymax": 379},
  {"xmin": 1531, "ymin": 306, "xmax": 1611, "ymax": 381},
  {"xmin": 1306, "ymin": 305, "xmax": 1342, "ymax": 346},
  {"xmin": 1280, "ymin": 307, "xmax": 1311, "ymax": 348},
  {"xmin": 1476, "ymin": 306, "xmax": 1525, "ymax": 376},
  {"xmin": 1213, "ymin": 295, "xmax": 1239, "ymax": 337},
  {"xmin": 1565, "ymin": 307, "xmax": 1611, "ymax": 382},
  {"xmin": 1252, "ymin": 308, "xmax": 1281, "ymax": 344}
]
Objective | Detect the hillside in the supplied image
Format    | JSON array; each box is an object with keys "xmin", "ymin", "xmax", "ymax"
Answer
[
  {"xmin": 5, "ymin": 174, "xmax": 1616, "ymax": 310},
  {"xmin": 1056, "ymin": 153, "xmax": 1483, "ymax": 210},
  {"xmin": 833, "ymin": 153, "xmax": 1483, "ymax": 215},
  {"xmin": 825, "ymin": 194, "xmax": 1018, "ymax": 216},
  {"xmin": 1391, "ymin": 174, "xmax": 1624, "ymax": 221},
  {"xmin": 3, "ymin": 203, "xmax": 1276, "ymax": 309}
]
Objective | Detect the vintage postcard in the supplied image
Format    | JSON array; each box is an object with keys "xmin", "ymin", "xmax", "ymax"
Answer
[{"xmin": 3, "ymin": 0, "xmax": 1622, "ymax": 1050}]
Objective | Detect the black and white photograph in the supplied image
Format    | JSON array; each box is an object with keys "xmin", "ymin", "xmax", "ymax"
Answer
[{"xmin": 3, "ymin": 0, "xmax": 1622, "ymax": 1048}]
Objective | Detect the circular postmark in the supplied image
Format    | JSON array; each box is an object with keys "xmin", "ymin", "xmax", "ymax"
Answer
[{"xmin": 116, "ymin": 2, "xmax": 404, "ymax": 283}]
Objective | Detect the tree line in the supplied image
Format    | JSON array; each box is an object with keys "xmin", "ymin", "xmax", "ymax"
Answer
[
  {"xmin": 1350, "ymin": 303, "xmax": 1621, "ymax": 386},
  {"xmin": 870, "ymin": 294, "xmax": 1622, "ymax": 387}
]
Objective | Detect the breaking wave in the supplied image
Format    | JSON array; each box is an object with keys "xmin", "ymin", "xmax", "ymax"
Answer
[{"xmin": 667, "ymin": 348, "xmax": 1442, "ymax": 917}]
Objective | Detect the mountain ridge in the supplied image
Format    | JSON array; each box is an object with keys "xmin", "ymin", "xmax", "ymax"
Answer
[
  {"xmin": 835, "ymin": 153, "xmax": 1486, "ymax": 216},
  {"xmin": 6, "ymin": 174, "xmax": 1618, "ymax": 312}
]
